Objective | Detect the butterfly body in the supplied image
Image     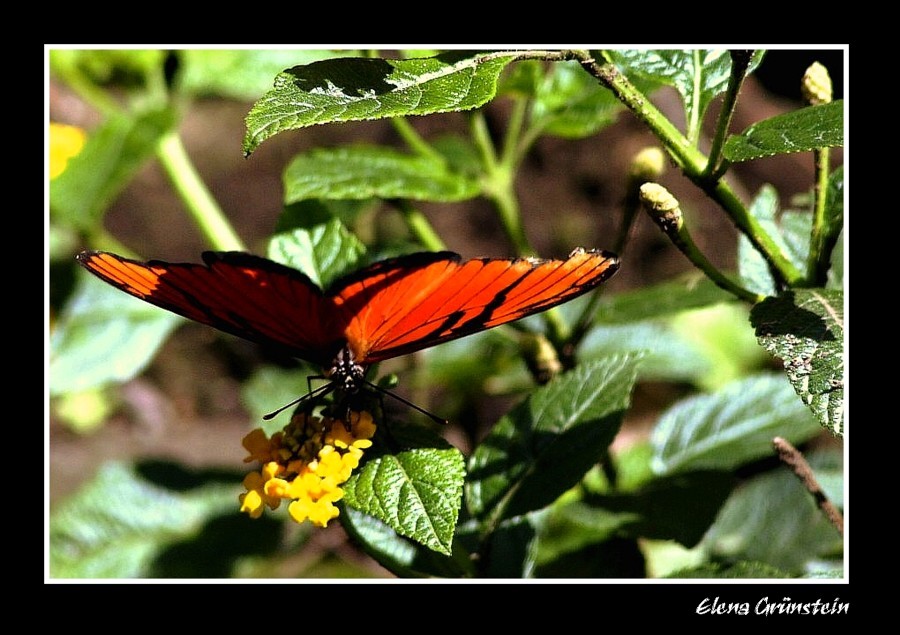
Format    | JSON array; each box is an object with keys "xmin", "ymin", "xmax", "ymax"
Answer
[{"xmin": 76, "ymin": 248, "xmax": 619, "ymax": 416}]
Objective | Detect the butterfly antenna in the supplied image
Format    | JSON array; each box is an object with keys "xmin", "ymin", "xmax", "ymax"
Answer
[
  {"xmin": 365, "ymin": 380, "xmax": 449, "ymax": 425},
  {"xmin": 263, "ymin": 382, "xmax": 335, "ymax": 421}
]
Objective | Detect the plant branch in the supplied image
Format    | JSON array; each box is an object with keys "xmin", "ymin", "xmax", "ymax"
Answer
[
  {"xmin": 393, "ymin": 199, "xmax": 447, "ymax": 252},
  {"xmin": 155, "ymin": 131, "xmax": 246, "ymax": 252},
  {"xmin": 773, "ymin": 436, "xmax": 844, "ymax": 538},
  {"xmin": 802, "ymin": 62, "xmax": 838, "ymax": 286},
  {"xmin": 807, "ymin": 147, "xmax": 832, "ymax": 284},
  {"xmin": 709, "ymin": 179, "xmax": 804, "ymax": 287},
  {"xmin": 575, "ymin": 51, "xmax": 707, "ymax": 174},
  {"xmin": 500, "ymin": 95, "xmax": 530, "ymax": 170},
  {"xmin": 686, "ymin": 50, "xmax": 704, "ymax": 145},
  {"xmin": 470, "ymin": 111, "xmax": 532, "ymax": 256},
  {"xmin": 571, "ymin": 50, "xmax": 805, "ymax": 289},
  {"xmin": 569, "ymin": 147, "xmax": 667, "ymax": 348},
  {"xmin": 641, "ymin": 183, "xmax": 764, "ymax": 304},
  {"xmin": 391, "ymin": 117, "xmax": 445, "ymax": 163},
  {"xmin": 706, "ymin": 50, "xmax": 754, "ymax": 180}
]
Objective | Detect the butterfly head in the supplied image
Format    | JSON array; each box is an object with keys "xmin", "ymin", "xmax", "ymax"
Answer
[{"xmin": 327, "ymin": 346, "xmax": 368, "ymax": 394}]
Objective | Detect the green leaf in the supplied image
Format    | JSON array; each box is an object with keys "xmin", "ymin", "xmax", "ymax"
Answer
[
  {"xmin": 283, "ymin": 146, "xmax": 480, "ymax": 204},
  {"xmin": 50, "ymin": 49, "xmax": 167, "ymax": 87},
  {"xmin": 607, "ymin": 49, "xmax": 764, "ymax": 135},
  {"xmin": 50, "ymin": 270, "xmax": 182, "ymax": 395},
  {"xmin": 828, "ymin": 229, "xmax": 844, "ymax": 290},
  {"xmin": 580, "ymin": 322, "xmax": 711, "ymax": 384},
  {"xmin": 50, "ymin": 109, "xmax": 176, "ymax": 229},
  {"xmin": 650, "ymin": 374, "xmax": 822, "ymax": 476},
  {"xmin": 751, "ymin": 289, "xmax": 845, "ymax": 436},
  {"xmin": 476, "ymin": 515, "xmax": 545, "ymax": 577},
  {"xmin": 610, "ymin": 440, "xmax": 656, "ymax": 492},
  {"xmin": 466, "ymin": 353, "xmax": 643, "ymax": 524},
  {"xmin": 824, "ymin": 166, "xmax": 845, "ymax": 289},
  {"xmin": 342, "ymin": 446, "xmax": 466, "ymax": 555},
  {"xmin": 667, "ymin": 561, "xmax": 793, "ymax": 579},
  {"xmin": 738, "ymin": 185, "xmax": 783, "ymax": 296},
  {"xmin": 739, "ymin": 185, "xmax": 814, "ymax": 295},
  {"xmin": 826, "ymin": 165, "xmax": 844, "ymax": 242},
  {"xmin": 267, "ymin": 218, "xmax": 366, "ymax": 289},
  {"xmin": 587, "ymin": 470, "xmax": 737, "ymax": 548},
  {"xmin": 244, "ymin": 51, "xmax": 520, "ymax": 154},
  {"xmin": 532, "ymin": 501, "xmax": 640, "ymax": 574},
  {"xmin": 583, "ymin": 303, "xmax": 768, "ymax": 389},
  {"xmin": 668, "ymin": 303, "xmax": 771, "ymax": 391},
  {"xmin": 724, "ymin": 100, "xmax": 844, "ymax": 162},
  {"xmin": 530, "ymin": 60, "xmax": 624, "ymax": 138},
  {"xmin": 536, "ymin": 538, "xmax": 646, "ymax": 578},
  {"xmin": 179, "ymin": 50, "xmax": 356, "ymax": 101},
  {"xmin": 49, "ymin": 461, "xmax": 240, "ymax": 578},
  {"xmin": 802, "ymin": 564, "xmax": 845, "ymax": 579},
  {"xmin": 592, "ymin": 273, "xmax": 733, "ymax": 323},
  {"xmin": 341, "ymin": 507, "xmax": 474, "ymax": 577},
  {"xmin": 498, "ymin": 59, "xmax": 544, "ymax": 96},
  {"xmin": 702, "ymin": 450, "xmax": 843, "ymax": 574}
]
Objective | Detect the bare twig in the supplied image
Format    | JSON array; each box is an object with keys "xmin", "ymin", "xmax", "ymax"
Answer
[{"xmin": 773, "ymin": 436, "xmax": 843, "ymax": 537}]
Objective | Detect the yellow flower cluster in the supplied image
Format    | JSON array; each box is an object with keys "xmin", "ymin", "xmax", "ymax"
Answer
[
  {"xmin": 49, "ymin": 122, "xmax": 87, "ymax": 179},
  {"xmin": 239, "ymin": 411, "xmax": 376, "ymax": 528}
]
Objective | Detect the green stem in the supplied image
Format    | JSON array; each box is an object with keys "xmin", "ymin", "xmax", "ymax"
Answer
[
  {"xmin": 578, "ymin": 51, "xmax": 707, "ymax": 173},
  {"xmin": 806, "ymin": 147, "xmax": 832, "ymax": 285},
  {"xmin": 710, "ymin": 179, "xmax": 803, "ymax": 287},
  {"xmin": 391, "ymin": 117, "xmax": 445, "ymax": 163},
  {"xmin": 572, "ymin": 50, "xmax": 804, "ymax": 288},
  {"xmin": 471, "ymin": 109, "xmax": 499, "ymax": 167},
  {"xmin": 568, "ymin": 171, "xmax": 645, "ymax": 348},
  {"xmin": 642, "ymin": 184, "xmax": 764, "ymax": 304},
  {"xmin": 470, "ymin": 111, "xmax": 532, "ymax": 255},
  {"xmin": 673, "ymin": 221, "xmax": 762, "ymax": 303},
  {"xmin": 686, "ymin": 50, "xmax": 704, "ymax": 145},
  {"xmin": 706, "ymin": 50, "xmax": 753, "ymax": 180},
  {"xmin": 394, "ymin": 199, "xmax": 447, "ymax": 252},
  {"xmin": 155, "ymin": 131, "xmax": 246, "ymax": 252},
  {"xmin": 500, "ymin": 96, "xmax": 529, "ymax": 170},
  {"xmin": 51, "ymin": 56, "xmax": 122, "ymax": 118}
]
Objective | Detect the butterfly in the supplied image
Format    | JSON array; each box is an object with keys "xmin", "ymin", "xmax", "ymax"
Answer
[{"xmin": 76, "ymin": 248, "xmax": 619, "ymax": 420}]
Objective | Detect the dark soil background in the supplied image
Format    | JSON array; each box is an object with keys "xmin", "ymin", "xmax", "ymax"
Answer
[{"xmin": 48, "ymin": 49, "xmax": 845, "ymax": 577}]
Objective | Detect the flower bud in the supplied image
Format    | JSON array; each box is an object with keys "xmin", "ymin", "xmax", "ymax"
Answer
[
  {"xmin": 640, "ymin": 182, "xmax": 682, "ymax": 233},
  {"xmin": 802, "ymin": 62, "xmax": 833, "ymax": 106},
  {"xmin": 520, "ymin": 332, "xmax": 563, "ymax": 384},
  {"xmin": 629, "ymin": 147, "xmax": 666, "ymax": 182}
]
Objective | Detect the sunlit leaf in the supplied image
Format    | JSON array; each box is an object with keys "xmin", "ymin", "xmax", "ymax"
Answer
[
  {"xmin": 50, "ymin": 270, "xmax": 181, "ymax": 395},
  {"xmin": 751, "ymin": 289, "xmax": 845, "ymax": 435},
  {"xmin": 49, "ymin": 462, "xmax": 240, "ymax": 578},
  {"xmin": 467, "ymin": 353, "xmax": 642, "ymax": 523},
  {"xmin": 651, "ymin": 374, "xmax": 822, "ymax": 475},
  {"xmin": 725, "ymin": 101, "xmax": 844, "ymax": 161},
  {"xmin": 342, "ymin": 445, "xmax": 465, "ymax": 555},
  {"xmin": 244, "ymin": 51, "xmax": 520, "ymax": 154}
]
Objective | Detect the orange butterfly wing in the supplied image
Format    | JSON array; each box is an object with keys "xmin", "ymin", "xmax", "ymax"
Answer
[
  {"xmin": 78, "ymin": 248, "xmax": 619, "ymax": 369},
  {"xmin": 330, "ymin": 248, "xmax": 619, "ymax": 364},
  {"xmin": 76, "ymin": 251, "xmax": 344, "ymax": 366}
]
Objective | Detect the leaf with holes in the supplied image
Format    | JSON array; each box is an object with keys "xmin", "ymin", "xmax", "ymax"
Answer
[
  {"xmin": 244, "ymin": 51, "xmax": 521, "ymax": 154},
  {"xmin": 751, "ymin": 289, "xmax": 844, "ymax": 436}
]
